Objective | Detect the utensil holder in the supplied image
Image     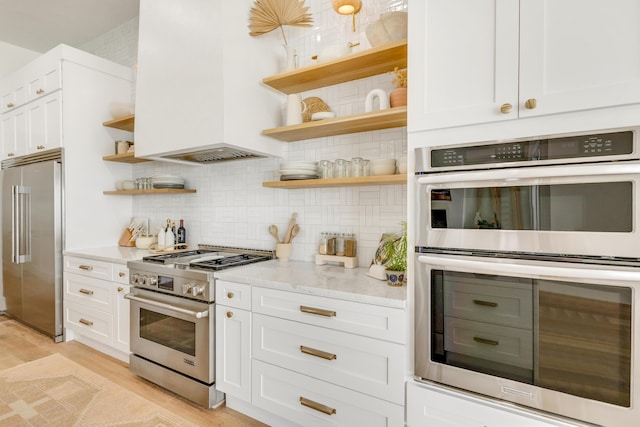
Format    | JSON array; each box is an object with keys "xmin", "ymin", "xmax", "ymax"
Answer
[{"xmin": 276, "ymin": 243, "xmax": 292, "ymax": 262}]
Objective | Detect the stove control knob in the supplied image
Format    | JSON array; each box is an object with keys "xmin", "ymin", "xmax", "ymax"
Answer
[
  {"xmin": 130, "ymin": 273, "xmax": 139, "ymax": 285},
  {"xmin": 147, "ymin": 276, "xmax": 158, "ymax": 287},
  {"xmin": 190, "ymin": 285, "xmax": 205, "ymax": 297},
  {"xmin": 182, "ymin": 283, "xmax": 193, "ymax": 295}
]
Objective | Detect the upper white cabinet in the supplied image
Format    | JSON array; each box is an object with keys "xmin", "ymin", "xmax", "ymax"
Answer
[
  {"xmin": 409, "ymin": 0, "xmax": 640, "ymax": 131},
  {"xmin": 135, "ymin": 0, "xmax": 283, "ymax": 161}
]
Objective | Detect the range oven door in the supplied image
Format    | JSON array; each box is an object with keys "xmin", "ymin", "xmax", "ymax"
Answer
[
  {"xmin": 415, "ymin": 252, "xmax": 640, "ymax": 426},
  {"xmin": 127, "ymin": 288, "xmax": 214, "ymax": 384},
  {"xmin": 418, "ymin": 162, "xmax": 640, "ymax": 259}
]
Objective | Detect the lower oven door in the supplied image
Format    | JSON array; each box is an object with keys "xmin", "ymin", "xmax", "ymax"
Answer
[
  {"xmin": 127, "ymin": 288, "xmax": 213, "ymax": 384},
  {"xmin": 415, "ymin": 252, "xmax": 640, "ymax": 426}
]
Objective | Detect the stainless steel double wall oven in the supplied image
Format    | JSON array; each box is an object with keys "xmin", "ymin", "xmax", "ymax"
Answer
[{"xmin": 414, "ymin": 127, "xmax": 640, "ymax": 426}]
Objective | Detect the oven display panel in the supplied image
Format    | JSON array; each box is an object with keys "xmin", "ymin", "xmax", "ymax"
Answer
[{"xmin": 158, "ymin": 275, "xmax": 174, "ymax": 291}]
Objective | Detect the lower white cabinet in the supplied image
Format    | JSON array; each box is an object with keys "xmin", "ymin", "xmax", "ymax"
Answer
[
  {"xmin": 215, "ymin": 280, "xmax": 406, "ymax": 426},
  {"xmin": 253, "ymin": 360, "xmax": 404, "ymax": 427},
  {"xmin": 63, "ymin": 256, "xmax": 131, "ymax": 361},
  {"xmin": 407, "ymin": 382, "xmax": 581, "ymax": 427}
]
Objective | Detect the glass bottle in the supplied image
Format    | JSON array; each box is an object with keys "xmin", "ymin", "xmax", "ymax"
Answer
[
  {"xmin": 336, "ymin": 233, "xmax": 345, "ymax": 256},
  {"xmin": 177, "ymin": 219, "xmax": 186, "ymax": 244},
  {"xmin": 345, "ymin": 233, "xmax": 357, "ymax": 257}
]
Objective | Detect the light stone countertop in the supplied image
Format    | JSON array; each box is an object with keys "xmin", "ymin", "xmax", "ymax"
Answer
[
  {"xmin": 217, "ymin": 260, "xmax": 407, "ymax": 309},
  {"xmin": 64, "ymin": 246, "xmax": 150, "ymax": 265}
]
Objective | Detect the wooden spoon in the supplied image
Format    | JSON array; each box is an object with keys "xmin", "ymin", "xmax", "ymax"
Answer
[
  {"xmin": 288, "ymin": 224, "xmax": 300, "ymax": 242},
  {"xmin": 268, "ymin": 224, "xmax": 280, "ymax": 243},
  {"xmin": 283, "ymin": 212, "xmax": 298, "ymax": 243}
]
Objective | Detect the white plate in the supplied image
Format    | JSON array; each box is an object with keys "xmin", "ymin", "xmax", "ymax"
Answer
[
  {"xmin": 279, "ymin": 168, "xmax": 318, "ymax": 175},
  {"xmin": 280, "ymin": 161, "xmax": 317, "ymax": 169}
]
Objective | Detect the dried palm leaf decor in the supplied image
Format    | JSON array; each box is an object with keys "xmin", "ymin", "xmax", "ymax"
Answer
[{"xmin": 248, "ymin": 0, "xmax": 313, "ymax": 45}]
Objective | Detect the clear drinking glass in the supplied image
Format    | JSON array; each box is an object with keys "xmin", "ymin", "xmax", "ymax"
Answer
[
  {"xmin": 319, "ymin": 160, "xmax": 333, "ymax": 179},
  {"xmin": 363, "ymin": 159, "xmax": 371, "ymax": 176},
  {"xmin": 351, "ymin": 157, "xmax": 364, "ymax": 177},
  {"xmin": 334, "ymin": 159, "xmax": 347, "ymax": 178}
]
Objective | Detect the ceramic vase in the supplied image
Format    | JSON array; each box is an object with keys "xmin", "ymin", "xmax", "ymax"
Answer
[
  {"xmin": 385, "ymin": 270, "xmax": 405, "ymax": 286},
  {"xmin": 389, "ymin": 87, "xmax": 407, "ymax": 108}
]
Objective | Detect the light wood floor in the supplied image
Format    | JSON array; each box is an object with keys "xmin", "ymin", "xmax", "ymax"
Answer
[{"xmin": 0, "ymin": 316, "xmax": 268, "ymax": 426}]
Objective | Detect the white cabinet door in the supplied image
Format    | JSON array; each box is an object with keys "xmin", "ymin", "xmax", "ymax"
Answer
[
  {"xmin": 0, "ymin": 80, "xmax": 26, "ymax": 113},
  {"xmin": 1, "ymin": 107, "xmax": 27, "ymax": 159},
  {"xmin": 519, "ymin": 0, "xmax": 640, "ymax": 118},
  {"xmin": 25, "ymin": 62, "xmax": 61, "ymax": 104},
  {"xmin": 409, "ymin": 0, "xmax": 519, "ymax": 131},
  {"xmin": 114, "ymin": 284, "xmax": 131, "ymax": 353},
  {"xmin": 216, "ymin": 305, "xmax": 251, "ymax": 401},
  {"xmin": 27, "ymin": 91, "xmax": 62, "ymax": 154}
]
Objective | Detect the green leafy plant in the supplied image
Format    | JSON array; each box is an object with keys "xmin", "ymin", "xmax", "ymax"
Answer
[{"xmin": 380, "ymin": 221, "xmax": 407, "ymax": 272}]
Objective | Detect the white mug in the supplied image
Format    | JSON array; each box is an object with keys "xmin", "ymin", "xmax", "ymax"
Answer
[
  {"xmin": 286, "ymin": 94, "xmax": 307, "ymax": 126},
  {"xmin": 116, "ymin": 140, "xmax": 130, "ymax": 154}
]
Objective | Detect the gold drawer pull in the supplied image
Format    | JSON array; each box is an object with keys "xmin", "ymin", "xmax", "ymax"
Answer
[
  {"xmin": 227, "ymin": 292, "xmax": 235, "ymax": 299},
  {"xmin": 299, "ymin": 397, "xmax": 336, "ymax": 415},
  {"xmin": 474, "ymin": 336, "xmax": 499, "ymax": 346},
  {"xmin": 36, "ymin": 145, "xmax": 45, "ymax": 150},
  {"xmin": 79, "ymin": 318, "xmax": 93, "ymax": 326},
  {"xmin": 118, "ymin": 272, "xmax": 125, "ymax": 277},
  {"xmin": 117, "ymin": 287, "xmax": 124, "ymax": 292},
  {"xmin": 226, "ymin": 311, "xmax": 233, "ymax": 318},
  {"xmin": 300, "ymin": 345, "xmax": 336, "ymax": 360},
  {"xmin": 300, "ymin": 305, "xmax": 336, "ymax": 317},
  {"xmin": 78, "ymin": 265, "xmax": 94, "ymax": 271},
  {"xmin": 36, "ymin": 89, "xmax": 44, "ymax": 95},
  {"xmin": 499, "ymin": 103, "xmax": 512, "ymax": 114},
  {"xmin": 79, "ymin": 288, "xmax": 94, "ymax": 295},
  {"xmin": 473, "ymin": 299, "xmax": 498, "ymax": 308},
  {"xmin": 7, "ymin": 152, "xmax": 14, "ymax": 157},
  {"xmin": 524, "ymin": 98, "xmax": 537, "ymax": 109},
  {"xmin": 6, "ymin": 102, "xmax": 14, "ymax": 108}
]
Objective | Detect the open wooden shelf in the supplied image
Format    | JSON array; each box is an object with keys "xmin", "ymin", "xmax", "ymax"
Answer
[
  {"xmin": 263, "ymin": 174, "xmax": 406, "ymax": 189},
  {"xmin": 103, "ymin": 189, "xmax": 196, "ymax": 195},
  {"xmin": 263, "ymin": 107, "xmax": 407, "ymax": 142},
  {"xmin": 263, "ymin": 40, "xmax": 407, "ymax": 94},
  {"xmin": 103, "ymin": 114, "xmax": 135, "ymax": 132},
  {"xmin": 102, "ymin": 152, "xmax": 150, "ymax": 164}
]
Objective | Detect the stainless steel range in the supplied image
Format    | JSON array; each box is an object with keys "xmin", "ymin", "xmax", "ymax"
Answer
[{"xmin": 126, "ymin": 245, "xmax": 273, "ymax": 408}]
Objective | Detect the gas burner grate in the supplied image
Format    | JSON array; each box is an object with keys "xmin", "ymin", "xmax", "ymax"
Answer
[
  {"xmin": 142, "ymin": 249, "xmax": 215, "ymax": 264},
  {"xmin": 189, "ymin": 254, "xmax": 271, "ymax": 271}
]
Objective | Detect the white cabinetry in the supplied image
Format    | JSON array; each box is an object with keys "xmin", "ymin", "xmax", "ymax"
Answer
[
  {"xmin": 409, "ymin": 0, "xmax": 640, "ymax": 131},
  {"xmin": 135, "ymin": 0, "xmax": 283, "ymax": 161},
  {"xmin": 63, "ymin": 256, "xmax": 131, "ymax": 362},
  {"xmin": 407, "ymin": 382, "xmax": 581, "ymax": 427},
  {"xmin": 215, "ymin": 280, "xmax": 252, "ymax": 401}
]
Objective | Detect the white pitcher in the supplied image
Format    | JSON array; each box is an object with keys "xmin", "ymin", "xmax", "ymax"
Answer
[{"xmin": 286, "ymin": 94, "xmax": 307, "ymax": 126}]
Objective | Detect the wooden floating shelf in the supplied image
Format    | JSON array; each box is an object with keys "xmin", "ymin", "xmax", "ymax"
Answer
[
  {"xmin": 103, "ymin": 189, "xmax": 196, "ymax": 195},
  {"xmin": 102, "ymin": 152, "xmax": 150, "ymax": 164},
  {"xmin": 263, "ymin": 39, "xmax": 407, "ymax": 94},
  {"xmin": 263, "ymin": 107, "xmax": 407, "ymax": 142},
  {"xmin": 263, "ymin": 174, "xmax": 407, "ymax": 189},
  {"xmin": 103, "ymin": 114, "xmax": 135, "ymax": 132}
]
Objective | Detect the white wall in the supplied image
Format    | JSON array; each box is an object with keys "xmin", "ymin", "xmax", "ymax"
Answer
[
  {"xmin": 82, "ymin": 0, "xmax": 409, "ymax": 266},
  {"xmin": 0, "ymin": 42, "xmax": 40, "ymax": 78}
]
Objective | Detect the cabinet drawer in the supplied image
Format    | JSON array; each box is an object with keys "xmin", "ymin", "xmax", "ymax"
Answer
[
  {"xmin": 216, "ymin": 280, "xmax": 251, "ymax": 310},
  {"xmin": 64, "ymin": 256, "xmax": 113, "ymax": 281},
  {"xmin": 64, "ymin": 300, "xmax": 113, "ymax": 344},
  {"xmin": 252, "ymin": 360, "xmax": 404, "ymax": 427},
  {"xmin": 64, "ymin": 272, "xmax": 114, "ymax": 312},
  {"xmin": 113, "ymin": 265, "xmax": 129, "ymax": 285},
  {"xmin": 444, "ymin": 317, "xmax": 533, "ymax": 369},
  {"xmin": 444, "ymin": 279, "xmax": 532, "ymax": 329},
  {"xmin": 252, "ymin": 287, "xmax": 406, "ymax": 343},
  {"xmin": 407, "ymin": 382, "xmax": 577, "ymax": 427},
  {"xmin": 253, "ymin": 313, "xmax": 404, "ymax": 404}
]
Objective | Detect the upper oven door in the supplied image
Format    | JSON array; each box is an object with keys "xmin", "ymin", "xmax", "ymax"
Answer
[
  {"xmin": 128, "ymin": 288, "xmax": 214, "ymax": 384},
  {"xmin": 418, "ymin": 161, "xmax": 640, "ymax": 259}
]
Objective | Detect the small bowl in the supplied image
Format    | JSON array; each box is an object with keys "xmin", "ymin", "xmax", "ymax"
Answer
[
  {"xmin": 135, "ymin": 234, "xmax": 157, "ymax": 249},
  {"xmin": 115, "ymin": 180, "xmax": 124, "ymax": 190},
  {"xmin": 371, "ymin": 159, "xmax": 397, "ymax": 176},
  {"xmin": 122, "ymin": 180, "xmax": 136, "ymax": 191},
  {"xmin": 397, "ymin": 158, "xmax": 407, "ymax": 174}
]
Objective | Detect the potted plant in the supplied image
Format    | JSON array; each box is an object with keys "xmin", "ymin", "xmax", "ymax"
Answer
[
  {"xmin": 389, "ymin": 67, "xmax": 407, "ymax": 107},
  {"xmin": 379, "ymin": 221, "xmax": 407, "ymax": 286}
]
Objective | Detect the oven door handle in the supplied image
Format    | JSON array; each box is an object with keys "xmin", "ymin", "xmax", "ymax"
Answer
[
  {"xmin": 417, "ymin": 162, "xmax": 640, "ymax": 185},
  {"xmin": 125, "ymin": 294, "xmax": 209, "ymax": 319},
  {"xmin": 418, "ymin": 255, "xmax": 640, "ymax": 283}
]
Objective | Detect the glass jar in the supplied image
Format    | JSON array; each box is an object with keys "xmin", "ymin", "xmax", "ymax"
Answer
[
  {"xmin": 318, "ymin": 232, "xmax": 328, "ymax": 254},
  {"xmin": 336, "ymin": 233, "xmax": 345, "ymax": 256},
  {"xmin": 345, "ymin": 233, "xmax": 357, "ymax": 257},
  {"xmin": 326, "ymin": 233, "xmax": 337, "ymax": 255}
]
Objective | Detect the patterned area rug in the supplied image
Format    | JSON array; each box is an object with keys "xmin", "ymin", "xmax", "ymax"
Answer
[{"xmin": 0, "ymin": 353, "xmax": 197, "ymax": 426}]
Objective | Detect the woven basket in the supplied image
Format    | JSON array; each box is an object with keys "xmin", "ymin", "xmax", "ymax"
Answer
[{"xmin": 302, "ymin": 97, "xmax": 331, "ymax": 122}]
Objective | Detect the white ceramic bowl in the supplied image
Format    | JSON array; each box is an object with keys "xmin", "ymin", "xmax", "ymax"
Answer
[
  {"xmin": 122, "ymin": 180, "xmax": 136, "ymax": 190},
  {"xmin": 109, "ymin": 102, "xmax": 134, "ymax": 119},
  {"xmin": 371, "ymin": 159, "xmax": 396, "ymax": 176},
  {"xmin": 115, "ymin": 180, "xmax": 124, "ymax": 190},
  {"xmin": 135, "ymin": 234, "xmax": 157, "ymax": 249}
]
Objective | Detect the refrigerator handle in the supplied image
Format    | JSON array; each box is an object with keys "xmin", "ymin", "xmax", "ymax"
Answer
[
  {"xmin": 11, "ymin": 185, "xmax": 17, "ymax": 263},
  {"xmin": 12, "ymin": 185, "xmax": 31, "ymax": 264}
]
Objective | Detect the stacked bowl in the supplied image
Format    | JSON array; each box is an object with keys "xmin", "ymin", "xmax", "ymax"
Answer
[
  {"xmin": 151, "ymin": 175, "xmax": 185, "ymax": 189},
  {"xmin": 279, "ymin": 161, "xmax": 318, "ymax": 181}
]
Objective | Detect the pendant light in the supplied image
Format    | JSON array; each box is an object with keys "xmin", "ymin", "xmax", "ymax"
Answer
[{"xmin": 332, "ymin": 0, "xmax": 362, "ymax": 32}]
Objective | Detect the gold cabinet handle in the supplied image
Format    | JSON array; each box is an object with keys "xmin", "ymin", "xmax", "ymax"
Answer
[
  {"xmin": 299, "ymin": 397, "xmax": 336, "ymax": 415},
  {"xmin": 36, "ymin": 145, "xmax": 45, "ymax": 150},
  {"xmin": 118, "ymin": 272, "xmax": 125, "ymax": 277},
  {"xmin": 117, "ymin": 287, "xmax": 124, "ymax": 292},
  {"xmin": 300, "ymin": 345, "xmax": 336, "ymax": 360},
  {"xmin": 79, "ymin": 318, "xmax": 94, "ymax": 326},
  {"xmin": 473, "ymin": 299, "xmax": 498, "ymax": 308},
  {"xmin": 78, "ymin": 265, "xmax": 93, "ymax": 271},
  {"xmin": 300, "ymin": 305, "xmax": 336, "ymax": 317},
  {"xmin": 524, "ymin": 98, "xmax": 537, "ymax": 109},
  {"xmin": 79, "ymin": 288, "xmax": 94, "ymax": 295},
  {"xmin": 6, "ymin": 102, "xmax": 14, "ymax": 108},
  {"xmin": 7, "ymin": 152, "xmax": 14, "ymax": 157},
  {"xmin": 474, "ymin": 336, "xmax": 499, "ymax": 346},
  {"xmin": 226, "ymin": 311, "xmax": 233, "ymax": 318},
  {"xmin": 36, "ymin": 89, "xmax": 44, "ymax": 95},
  {"xmin": 227, "ymin": 292, "xmax": 235, "ymax": 299},
  {"xmin": 499, "ymin": 103, "xmax": 512, "ymax": 114}
]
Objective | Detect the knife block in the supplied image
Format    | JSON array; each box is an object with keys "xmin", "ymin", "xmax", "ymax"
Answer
[{"xmin": 118, "ymin": 228, "xmax": 135, "ymax": 247}]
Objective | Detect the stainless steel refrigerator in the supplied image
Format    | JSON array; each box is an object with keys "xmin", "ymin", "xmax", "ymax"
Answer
[{"xmin": 2, "ymin": 149, "xmax": 63, "ymax": 342}]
